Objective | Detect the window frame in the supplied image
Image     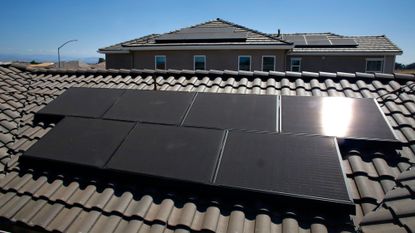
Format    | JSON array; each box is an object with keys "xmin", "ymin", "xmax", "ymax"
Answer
[
  {"xmin": 365, "ymin": 58, "xmax": 384, "ymax": 73},
  {"xmin": 262, "ymin": 55, "xmax": 276, "ymax": 71},
  {"xmin": 155, "ymin": 55, "xmax": 166, "ymax": 70},
  {"xmin": 238, "ymin": 55, "xmax": 252, "ymax": 71},
  {"xmin": 290, "ymin": 57, "xmax": 302, "ymax": 72},
  {"xmin": 193, "ymin": 55, "xmax": 206, "ymax": 70}
]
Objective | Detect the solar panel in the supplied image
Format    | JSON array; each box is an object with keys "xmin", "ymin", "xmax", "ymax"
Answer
[
  {"xmin": 305, "ymin": 35, "xmax": 332, "ymax": 46},
  {"xmin": 35, "ymin": 87, "xmax": 125, "ymax": 123},
  {"xmin": 103, "ymin": 90, "xmax": 196, "ymax": 125},
  {"xmin": 283, "ymin": 35, "xmax": 307, "ymax": 46},
  {"xmin": 179, "ymin": 27, "xmax": 235, "ymax": 33},
  {"xmin": 306, "ymin": 35, "xmax": 328, "ymax": 40},
  {"xmin": 24, "ymin": 117, "xmax": 135, "ymax": 168},
  {"xmin": 183, "ymin": 93, "xmax": 278, "ymax": 132},
  {"xmin": 106, "ymin": 124, "xmax": 226, "ymax": 183},
  {"xmin": 330, "ymin": 38, "xmax": 358, "ymax": 46},
  {"xmin": 281, "ymin": 96, "xmax": 399, "ymax": 143},
  {"xmin": 155, "ymin": 27, "xmax": 247, "ymax": 42},
  {"xmin": 215, "ymin": 131, "xmax": 353, "ymax": 207}
]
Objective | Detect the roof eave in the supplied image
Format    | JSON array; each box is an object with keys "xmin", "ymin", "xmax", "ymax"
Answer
[
  {"xmin": 98, "ymin": 50, "xmax": 130, "ymax": 54},
  {"xmin": 107, "ymin": 44, "xmax": 294, "ymax": 52},
  {"xmin": 288, "ymin": 51, "xmax": 403, "ymax": 56}
]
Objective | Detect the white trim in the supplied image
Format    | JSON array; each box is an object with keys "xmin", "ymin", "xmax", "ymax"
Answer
[
  {"xmin": 155, "ymin": 55, "xmax": 166, "ymax": 70},
  {"xmin": 238, "ymin": 55, "xmax": 252, "ymax": 71},
  {"xmin": 193, "ymin": 55, "xmax": 206, "ymax": 70},
  {"xmin": 365, "ymin": 58, "xmax": 384, "ymax": 73},
  {"xmin": 261, "ymin": 55, "xmax": 276, "ymax": 71},
  {"xmin": 289, "ymin": 51, "xmax": 402, "ymax": 56},
  {"xmin": 290, "ymin": 57, "xmax": 302, "ymax": 72}
]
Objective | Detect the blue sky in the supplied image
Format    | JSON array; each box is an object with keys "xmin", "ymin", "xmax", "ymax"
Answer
[{"xmin": 1, "ymin": 0, "xmax": 414, "ymax": 64}]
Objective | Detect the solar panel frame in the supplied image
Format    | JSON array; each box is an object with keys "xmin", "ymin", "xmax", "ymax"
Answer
[
  {"xmin": 183, "ymin": 92, "xmax": 278, "ymax": 132},
  {"xmin": 284, "ymin": 35, "xmax": 307, "ymax": 46},
  {"xmin": 215, "ymin": 131, "xmax": 353, "ymax": 206},
  {"xmin": 103, "ymin": 90, "xmax": 197, "ymax": 125},
  {"xmin": 281, "ymin": 96, "xmax": 399, "ymax": 143},
  {"xmin": 106, "ymin": 124, "xmax": 226, "ymax": 184},
  {"xmin": 24, "ymin": 117, "xmax": 135, "ymax": 168},
  {"xmin": 330, "ymin": 38, "xmax": 358, "ymax": 46},
  {"xmin": 35, "ymin": 87, "xmax": 126, "ymax": 123}
]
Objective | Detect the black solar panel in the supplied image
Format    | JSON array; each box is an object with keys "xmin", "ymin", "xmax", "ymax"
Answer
[
  {"xmin": 183, "ymin": 93, "xmax": 278, "ymax": 132},
  {"xmin": 155, "ymin": 27, "xmax": 247, "ymax": 42},
  {"xmin": 103, "ymin": 90, "xmax": 196, "ymax": 125},
  {"xmin": 35, "ymin": 87, "xmax": 125, "ymax": 123},
  {"xmin": 330, "ymin": 38, "xmax": 358, "ymax": 46},
  {"xmin": 106, "ymin": 124, "xmax": 226, "ymax": 183},
  {"xmin": 281, "ymin": 96, "xmax": 398, "ymax": 143},
  {"xmin": 215, "ymin": 131, "xmax": 353, "ymax": 206},
  {"xmin": 305, "ymin": 35, "xmax": 328, "ymax": 40},
  {"xmin": 24, "ymin": 117, "xmax": 134, "ymax": 168},
  {"xmin": 283, "ymin": 35, "xmax": 307, "ymax": 46},
  {"xmin": 306, "ymin": 36, "xmax": 332, "ymax": 46}
]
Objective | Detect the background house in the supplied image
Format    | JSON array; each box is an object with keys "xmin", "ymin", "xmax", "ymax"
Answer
[{"xmin": 99, "ymin": 19, "xmax": 402, "ymax": 73}]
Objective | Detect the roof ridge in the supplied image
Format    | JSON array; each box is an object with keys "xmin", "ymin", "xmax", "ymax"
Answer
[
  {"xmin": 215, "ymin": 18, "xmax": 292, "ymax": 45},
  {"xmin": 6, "ymin": 64, "xmax": 413, "ymax": 83}
]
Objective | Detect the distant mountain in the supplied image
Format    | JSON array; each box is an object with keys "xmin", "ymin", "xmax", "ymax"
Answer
[{"xmin": 0, "ymin": 54, "xmax": 103, "ymax": 64}]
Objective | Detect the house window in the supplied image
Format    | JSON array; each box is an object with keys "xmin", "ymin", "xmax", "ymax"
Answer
[
  {"xmin": 194, "ymin": 55, "xmax": 206, "ymax": 70},
  {"xmin": 290, "ymin": 58, "xmax": 301, "ymax": 72},
  {"xmin": 366, "ymin": 58, "xmax": 384, "ymax": 72},
  {"xmin": 262, "ymin": 56, "xmax": 276, "ymax": 71},
  {"xmin": 238, "ymin": 56, "xmax": 251, "ymax": 71},
  {"xmin": 155, "ymin": 55, "xmax": 166, "ymax": 70}
]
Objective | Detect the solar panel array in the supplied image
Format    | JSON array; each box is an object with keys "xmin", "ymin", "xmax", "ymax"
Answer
[
  {"xmin": 283, "ymin": 35, "xmax": 358, "ymax": 47},
  {"xmin": 24, "ymin": 87, "xmax": 401, "ymax": 213},
  {"xmin": 155, "ymin": 27, "xmax": 247, "ymax": 43}
]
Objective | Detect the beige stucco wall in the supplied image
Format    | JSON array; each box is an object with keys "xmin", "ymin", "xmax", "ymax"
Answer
[
  {"xmin": 106, "ymin": 50, "xmax": 287, "ymax": 71},
  {"xmin": 106, "ymin": 52, "xmax": 396, "ymax": 73},
  {"xmin": 286, "ymin": 55, "xmax": 396, "ymax": 73}
]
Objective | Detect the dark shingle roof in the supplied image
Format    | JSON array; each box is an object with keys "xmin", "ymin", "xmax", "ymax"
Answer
[
  {"xmin": 278, "ymin": 33, "xmax": 402, "ymax": 54},
  {"xmin": 0, "ymin": 64, "xmax": 414, "ymax": 232},
  {"xmin": 99, "ymin": 19, "xmax": 292, "ymax": 52}
]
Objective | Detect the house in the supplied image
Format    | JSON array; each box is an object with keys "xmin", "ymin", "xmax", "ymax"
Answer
[
  {"xmin": 99, "ymin": 19, "xmax": 402, "ymax": 73},
  {"xmin": 278, "ymin": 33, "xmax": 402, "ymax": 73},
  {"xmin": 0, "ymin": 64, "xmax": 414, "ymax": 232}
]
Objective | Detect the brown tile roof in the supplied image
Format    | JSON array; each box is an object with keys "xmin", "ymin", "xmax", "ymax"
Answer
[
  {"xmin": 99, "ymin": 19, "xmax": 292, "ymax": 52},
  {"xmin": 279, "ymin": 33, "xmax": 402, "ymax": 54},
  {"xmin": 0, "ymin": 64, "xmax": 415, "ymax": 232}
]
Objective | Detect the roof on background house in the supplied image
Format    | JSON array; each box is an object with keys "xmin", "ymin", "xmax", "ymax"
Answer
[
  {"xmin": 99, "ymin": 18, "xmax": 293, "ymax": 53},
  {"xmin": 0, "ymin": 64, "xmax": 414, "ymax": 233},
  {"xmin": 278, "ymin": 33, "xmax": 402, "ymax": 55}
]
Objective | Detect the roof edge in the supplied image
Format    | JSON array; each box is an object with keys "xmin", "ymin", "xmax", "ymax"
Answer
[{"xmin": 7, "ymin": 64, "xmax": 414, "ymax": 83}]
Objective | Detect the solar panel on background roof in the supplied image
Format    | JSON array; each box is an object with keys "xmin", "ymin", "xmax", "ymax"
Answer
[
  {"xmin": 330, "ymin": 38, "xmax": 358, "ymax": 46},
  {"xmin": 155, "ymin": 27, "xmax": 247, "ymax": 42}
]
